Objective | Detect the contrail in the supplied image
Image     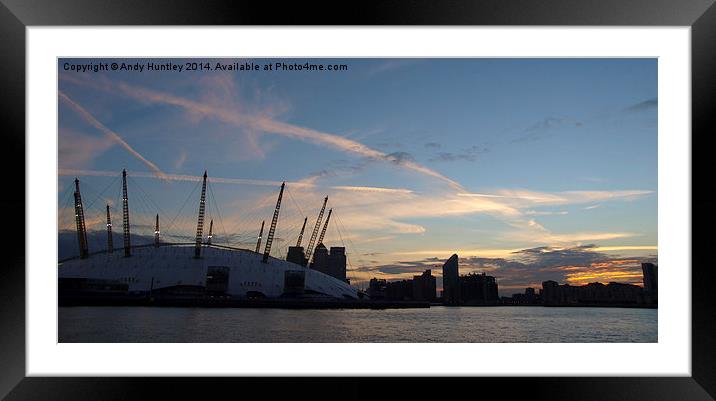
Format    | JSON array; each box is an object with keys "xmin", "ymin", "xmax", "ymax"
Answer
[
  {"xmin": 61, "ymin": 75, "xmax": 464, "ymax": 190},
  {"xmin": 58, "ymin": 168, "xmax": 414, "ymax": 194},
  {"xmin": 58, "ymin": 91, "xmax": 167, "ymax": 179}
]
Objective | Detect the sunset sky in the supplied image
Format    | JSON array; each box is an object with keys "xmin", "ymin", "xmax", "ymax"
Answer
[{"xmin": 57, "ymin": 58, "xmax": 658, "ymax": 294}]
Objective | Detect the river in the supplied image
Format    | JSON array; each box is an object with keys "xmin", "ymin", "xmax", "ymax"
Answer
[{"xmin": 58, "ymin": 305, "xmax": 657, "ymax": 342}]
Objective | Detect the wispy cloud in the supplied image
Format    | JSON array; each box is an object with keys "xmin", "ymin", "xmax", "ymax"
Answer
[
  {"xmin": 59, "ymin": 91, "xmax": 167, "ymax": 179},
  {"xmin": 58, "ymin": 128, "xmax": 114, "ymax": 168},
  {"xmin": 59, "ymin": 168, "xmax": 416, "ymax": 196},
  {"xmin": 512, "ymin": 116, "xmax": 583, "ymax": 143},
  {"xmin": 174, "ymin": 151, "xmax": 187, "ymax": 170},
  {"xmin": 624, "ymin": 98, "xmax": 657, "ymax": 113},
  {"xmin": 428, "ymin": 145, "xmax": 488, "ymax": 163},
  {"xmin": 61, "ymin": 75, "xmax": 464, "ymax": 190},
  {"xmin": 458, "ymin": 189, "xmax": 652, "ymax": 206},
  {"xmin": 524, "ymin": 210, "xmax": 569, "ymax": 216},
  {"xmin": 356, "ymin": 244, "xmax": 656, "ymax": 291}
]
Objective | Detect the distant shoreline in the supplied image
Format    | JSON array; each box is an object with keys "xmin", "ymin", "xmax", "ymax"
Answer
[{"xmin": 435, "ymin": 303, "xmax": 656, "ymax": 309}]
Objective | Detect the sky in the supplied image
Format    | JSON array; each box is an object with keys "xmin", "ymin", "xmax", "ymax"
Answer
[{"xmin": 57, "ymin": 58, "xmax": 658, "ymax": 295}]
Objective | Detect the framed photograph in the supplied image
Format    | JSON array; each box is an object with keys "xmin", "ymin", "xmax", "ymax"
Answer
[{"xmin": 3, "ymin": 0, "xmax": 715, "ymax": 399}]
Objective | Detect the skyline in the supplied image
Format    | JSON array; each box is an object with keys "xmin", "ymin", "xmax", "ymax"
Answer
[{"xmin": 57, "ymin": 58, "xmax": 658, "ymax": 294}]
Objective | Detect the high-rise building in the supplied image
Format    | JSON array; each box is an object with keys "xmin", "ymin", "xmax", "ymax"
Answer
[
  {"xmin": 372, "ymin": 269, "xmax": 436, "ymax": 302},
  {"xmin": 310, "ymin": 244, "xmax": 347, "ymax": 282},
  {"xmin": 412, "ymin": 269, "xmax": 436, "ymax": 301},
  {"xmin": 328, "ymin": 246, "xmax": 347, "ymax": 282},
  {"xmin": 386, "ymin": 279, "xmax": 413, "ymax": 300},
  {"xmin": 460, "ymin": 272, "xmax": 499, "ymax": 304},
  {"xmin": 311, "ymin": 243, "xmax": 329, "ymax": 272},
  {"xmin": 642, "ymin": 263, "xmax": 658, "ymax": 293},
  {"xmin": 641, "ymin": 262, "xmax": 658, "ymax": 304},
  {"xmin": 442, "ymin": 254, "xmax": 460, "ymax": 304},
  {"xmin": 541, "ymin": 280, "xmax": 645, "ymax": 305}
]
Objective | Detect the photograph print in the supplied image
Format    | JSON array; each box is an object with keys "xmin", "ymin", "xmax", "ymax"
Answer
[{"xmin": 57, "ymin": 58, "xmax": 658, "ymax": 343}]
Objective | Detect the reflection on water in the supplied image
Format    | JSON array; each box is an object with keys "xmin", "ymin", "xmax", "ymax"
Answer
[{"xmin": 59, "ymin": 306, "xmax": 657, "ymax": 343}]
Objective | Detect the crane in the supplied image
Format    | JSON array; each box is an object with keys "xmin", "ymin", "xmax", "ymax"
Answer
[
  {"xmin": 262, "ymin": 182, "xmax": 285, "ymax": 263},
  {"xmin": 194, "ymin": 171, "xmax": 208, "ymax": 258},
  {"xmin": 316, "ymin": 209, "xmax": 332, "ymax": 251},
  {"xmin": 296, "ymin": 217, "xmax": 308, "ymax": 247},
  {"xmin": 305, "ymin": 196, "xmax": 328, "ymax": 263}
]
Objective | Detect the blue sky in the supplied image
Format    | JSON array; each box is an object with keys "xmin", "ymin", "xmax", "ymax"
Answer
[{"xmin": 58, "ymin": 58, "xmax": 657, "ymax": 293}]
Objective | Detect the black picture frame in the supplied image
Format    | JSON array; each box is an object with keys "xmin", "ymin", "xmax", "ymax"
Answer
[{"xmin": 2, "ymin": 1, "xmax": 714, "ymax": 399}]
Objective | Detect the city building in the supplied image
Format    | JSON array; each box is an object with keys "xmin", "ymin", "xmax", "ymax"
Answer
[
  {"xmin": 542, "ymin": 280, "xmax": 645, "ymax": 305},
  {"xmin": 368, "ymin": 269, "xmax": 436, "ymax": 301},
  {"xmin": 412, "ymin": 269, "xmax": 437, "ymax": 302},
  {"xmin": 310, "ymin": 244, "xmax": 347, "ymax": 282},
  {"xmin": 367, "ymin": 278, "xmax": 387, "ymax": 299},
  {"xmin": 442, "ymin": 254, "xmax": 460, "ymax": 305},
  {"xmin": 507, "ymin": 287, "xmax": 541, "ymax": 304},
  {"xmin": 311, "ymin": 243, "xmax": 329, "ymax": 271},
  {"xmin": 328, "ymin": 247, "xmax": 347, "ymax": 282},
  {"xmin": 385, "ymin": 279, "xmax": 413, "ymax": 300},
  {"xmin": 642, "ymin": 262, "xmax": 658, "ymax": 304},
  {"xmin": 542, "ymin": 263, "xmax": 658, "ymax": 306},
  {"xmin": 459, "ymin": 272, "xmax": 499, "ymax": 304}
]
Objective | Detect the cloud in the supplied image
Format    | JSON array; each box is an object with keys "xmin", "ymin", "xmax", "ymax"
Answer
[
  {"xmin": 428, "ymin": 145, "xmax": 488, "ymax": 163},
  {"xmin": 58, "ymin": 128, "xmax": 114, "ymax": 168},
  {"xmin": 624, "ymin": 98, "xmax": 657, "ymax": 113},
  {"xmin": 384, "ymin": 151, "xmax": 415, "ymax": 164},
  {"xmin": 512, "ymin": 117, "xmax": 583, "ymax": 143},
  {"xmin": 59, "ymin": 168, "xmax": 418, "ymax": 197},
  {"xmin": 424, "ymin": 142, "xmax": 442, "ymax": 149},
  {"xmin": 365, "ymin": 244, "xmax": 657, "ymax": 293},
  {"xmin": 61, "ymin": 74, "xmax": 464, "ymax": 190},
  {"xmin": 457, "ymin": 189, "xmax": 652, "ymax": 207},
  {"xmin": 331, "ymin": 186, "xmax": 413, "ymax": 194},
  {"xmin": 59, "ymin": 91, "xmax": 167, "ymax": 179},
  {"xmin": 524, "ymin": 210, "xmax": 569, "ymax": 216},
  {"xmin": 174, "ymin": 151, "xmax": 188, "ymax": 170}
]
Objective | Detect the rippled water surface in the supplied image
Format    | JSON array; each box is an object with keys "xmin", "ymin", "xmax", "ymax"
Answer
[{"xmin": 59, "ymin": 306, "xmax": 657, "ymax": 342}]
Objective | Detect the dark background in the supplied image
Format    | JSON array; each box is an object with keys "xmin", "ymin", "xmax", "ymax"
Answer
[{"xmin": 1, "ymin": 0, "xmax": 714, "ymax": 400}]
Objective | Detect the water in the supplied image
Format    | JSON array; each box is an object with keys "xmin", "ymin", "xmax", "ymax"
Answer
[{"xmin": 58, "ymin": 306, "xmax": 656, "ymax": 343}]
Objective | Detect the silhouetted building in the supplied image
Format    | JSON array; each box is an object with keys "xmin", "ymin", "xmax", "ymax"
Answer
[
  {"xmin": 642, "ymin": 262, "xmax": 658, "ymax": 303},
  {"xmin": 308, "ymin": 244, "xmax": 346, "ymax": 281},
  {"xmin": 460, "ymin": 272, "xmax": 499, "ymax": 304},
  {"xmin": 369, "ymin": 269, "xmax": 436, "ymax": 301},
  {"xmin": 386, "ymin": 279, "xmax": 413, "ymax": 300},
  {"xmin": 368, "ymin": 278, "xmax": 387, "ymax": 299},
  {"xmin": 310, "ymin": 244, "xmax": 347, "ymax": 282},
  {"xmin": 412, "ymin": 269, "xmax": 436, "ymax": 301},
  {"xmin": 542, "ymin": 280, "xmax": 644, "ymax": 305},
  {"xmin": 442, "ymin": 254, "xmax": 460, "ymax": 305},
  {"xmin": 508, "ymin": 287, "xmax": 541, "ymax": 304},
  {"xmin": 312, "ymin": 243, "xmax": 329, "ymax": 271},
  {"xmin": 328, "ymin": 247, "xmax": 347, "ymax": 282},
  {"xmin": 286, "ymin": 246, "xmax": 305, "ymax": 266}
]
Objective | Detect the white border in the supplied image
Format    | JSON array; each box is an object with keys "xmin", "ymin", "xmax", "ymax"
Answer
[{"xmin": 27, "ymin": 27, "xmax": 690, "ymax": 376}]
